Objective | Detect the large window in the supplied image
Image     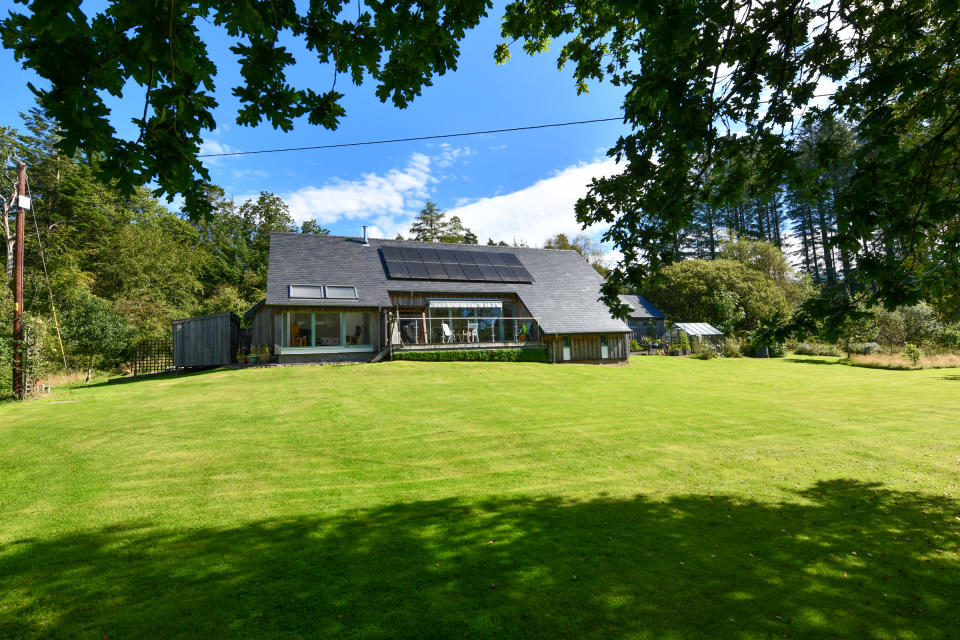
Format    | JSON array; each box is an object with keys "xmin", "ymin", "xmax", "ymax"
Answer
[
  {"xmin": 283, "ymin": 311, "xmax": 375, "ymax": 350},
  {"xmin": 290, "ymin": 312, "xmax": 313, "ymax": 346},
  {"xmin": 315, "ymin": 313, "xmax": 341, "ymax": 346}
]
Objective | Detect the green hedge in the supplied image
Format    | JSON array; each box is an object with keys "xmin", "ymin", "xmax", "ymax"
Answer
[{"xmin": 392, "ymin": 348, "xmax": 548, "ymax": 363}]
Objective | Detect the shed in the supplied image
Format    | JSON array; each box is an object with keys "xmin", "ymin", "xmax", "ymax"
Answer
[{"xmin": 172, "ymin": 312, "xmax": 241, "ymax": 367}]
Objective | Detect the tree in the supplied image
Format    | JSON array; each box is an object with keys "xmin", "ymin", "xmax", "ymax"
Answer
[
  {"xmin": 300, "ymin": 220, "xmax": 329, "ymax": 235},
  {"xmin": 712, "ymin": 289, "xmax": 745, "ymax": 336},
  {"xmin": 409, "ymin": 201, "xmax": 447, "ymax": 242},
  {"xmin": 644, "ymin": 260, "xmax": 791, "ymax": 334},
  {"xmin": 61, "ymin": 291, "xmax": 130, "ymax": 381},
  {"xmin": 497, "ymin": 0, "xmax": 960, "ymax": 330},
  {"xmin": 2, "ymin": 1, "xmax": 492, "ymax": 217},
  {"xmin": 544, "ymin": 233, "xmax": 608, "ymax": 276},
  {"xmin": 409, "ymin": 202, "xmax": 477, "ymax": 244}
]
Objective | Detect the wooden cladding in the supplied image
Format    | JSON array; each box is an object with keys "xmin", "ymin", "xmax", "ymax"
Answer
[{"xmin": 545, "ymin": 333, "xmax": 630, "ymax": 363}]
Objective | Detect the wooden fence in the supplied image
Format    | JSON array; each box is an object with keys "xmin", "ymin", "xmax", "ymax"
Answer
[{"xmin": 132, "ymin": 340, "xmax": 174, "ymax": 377}]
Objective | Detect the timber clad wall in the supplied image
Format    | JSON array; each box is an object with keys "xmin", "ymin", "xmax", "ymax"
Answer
[
  {"xmin": 172, "ymin": 312, "xmax": 238, "ymax": 367},
  {"xmin": 251, "ymin": 307, "xmax": 277, "ymax": 349},
  {"xmin": 545, "ymin": 333, "xmax": 630, "ymax": 363}
]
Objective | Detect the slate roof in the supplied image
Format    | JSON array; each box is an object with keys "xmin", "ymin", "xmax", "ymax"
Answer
[
  {"xmin": 618, "ymin": 294, "xmax": 666, "ymax": 319},
  {"xmin": 265, "ymin": 233, "xmax": 630, "ymax": 334}
]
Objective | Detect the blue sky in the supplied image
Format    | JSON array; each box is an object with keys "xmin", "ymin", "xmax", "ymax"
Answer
[{"xmin": 1, "ymin": 2, "xmax": 632, "ymax": 254}]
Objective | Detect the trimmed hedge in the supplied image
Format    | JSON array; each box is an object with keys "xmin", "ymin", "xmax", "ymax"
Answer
[{"xmin": 392, "ymin": 348, "xmax": 548, "ymax": 363}]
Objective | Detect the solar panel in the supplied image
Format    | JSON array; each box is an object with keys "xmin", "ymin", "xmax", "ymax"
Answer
[
  {"xmin": 460, "ymin": 263, "xmax": 483, "ymax": 280},
  {"xmin": 494, "ymin": 265, "xmax": 515, "ymax": 280},
  {"xmin": 513, "ymin": 266, "xmax": 534, "ymax": 281},
  {"xmin": 405, "ymin": 261, "xmax": 429, "ymax": 278},
  {"xmin": 425, "ymin": 262, "xmax": 448, "ymax": 279},
  {"xmin": 478, "ymin": 264, "xmax": 501, "ymax": 281},
  {"xmin": 435, "ymin": 249, "xmax": 457, "ymax": 263},
  {"xmin": 378, "ymin": 248, "xmax": 533, "ymax": 283},
  {"xmin": 418, "ymin": 248, "xmax": 440, "ymax": 263},
  {"xmin": 384, "ymin": 260, "xmax": 409, "ymax": 278},
  {"xmin": 488, "ymin": 252, "xmax": 507, "ymax": 266},
  {"xmin": 442, "ymin": 262, "xmax": 466, "ymax": 279},
  {"xmin": 380, "ymin": 246, "xmax": 403, "ymax": 261}
]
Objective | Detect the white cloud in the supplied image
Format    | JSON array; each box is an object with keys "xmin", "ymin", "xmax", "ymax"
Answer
[
  {"xmin": 232, "ymin": 168, "xmax": 270, "ymax": 180},
  {"xmin": 435, "ymin": 143, "xmax": 475, "ymax": 169},
  {"xmin": 199, "ymin": 140, "xmax": 233, "ymax": 166},
  {"xmin": 282, "ymin": 153, "xmax": 434, "ymax": 225},
  {"xmin": 445, "ymin": 158, "xmax": 623, "ymax": 246}
]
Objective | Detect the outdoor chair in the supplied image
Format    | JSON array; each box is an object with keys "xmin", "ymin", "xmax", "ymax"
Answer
[
  {"xmin": 441, "ymin": 322, "xmax": 456, "ymax": 343},
  {"xmin": 466, "ymin": 321, "xmax": 479, "ymax": 343}
]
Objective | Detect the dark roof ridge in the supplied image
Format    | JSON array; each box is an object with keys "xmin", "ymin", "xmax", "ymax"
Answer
[{"xmin": 268, "ymin": 231, "xmax": 583, "ymax": 253}]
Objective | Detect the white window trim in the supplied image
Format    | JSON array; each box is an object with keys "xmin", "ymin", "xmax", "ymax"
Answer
[{"xmin": 287, "ymin": 284, "xmax": 358, "ymax": 299}]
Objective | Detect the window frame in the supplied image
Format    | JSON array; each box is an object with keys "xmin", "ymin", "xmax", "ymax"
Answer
[{"xmin": 280, "ymin": 310, "xmax": 376, "ymax": 353}]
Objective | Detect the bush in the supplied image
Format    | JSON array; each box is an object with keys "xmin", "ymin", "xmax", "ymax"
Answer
[
  {"xmin": 392, "ymin": 348, "xmax": 548, "ymax": 363},
  {"xmin": 722, "ymin": 338, "xmax": 742, "ymax": 358},
  {"xmin": 793, "ymin": 342, "xmax": 843, "ymax": 357},
  {"xmin": 630, "ymin": 339, "xmax": 641, "ymax": 352},
  {"xmin": 936, "ymin": 325, "xmax": 960, "ymax": 351},
  {"xmin": 744, "ymin": 334, "xmax": 785, "ymax": 358},
  {"xmin": 849, "ymin": 342, "xmax": 880, "ymax": 355},
  {"xmin": 904, "ymin": 343, "xmax": 923, "ymax": 367}
]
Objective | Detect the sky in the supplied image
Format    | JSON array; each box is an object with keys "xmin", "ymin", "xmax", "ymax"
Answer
[{"xmin": 0, "ymin": 2, "xmax": 633, "ymax": 258}]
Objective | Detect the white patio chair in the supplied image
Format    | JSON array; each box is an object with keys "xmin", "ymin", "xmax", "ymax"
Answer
[
  {"xmin": 441, "ymin": 322, "xmax": 456, "ymax": 343},
  {"xmin": 466, "ymin": 321, "xmax": 479, "ymax": 342}
]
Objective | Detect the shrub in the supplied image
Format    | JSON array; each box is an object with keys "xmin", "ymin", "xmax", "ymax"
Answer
[
  {"xmin": 936, "ymin": 325, "xmax": 960, "ymax": 351},
  {"xmin": 904, "ymin": 343, "xmax": 923, "ymax": 367},
  {"xmin": 392, "ymin": 348, "xmax": 548, "ymax": 363},
  {"xmin": 722, "ymin": 338, "xmax": 742, "ymax": 358},
  {"xmin": 629, "ymin": 339, "xmax": 641, "ymax": 352},
  {"xmin": 767, "ymin": 341, "xmax": 786, "ymax": 357},
  {"xmin": 793, "ymin": 342, "xmax": 843, "ymax": 357},
  {"xmin": 849, "ymin": 342, "xmax": 880, "ymax": 355}
]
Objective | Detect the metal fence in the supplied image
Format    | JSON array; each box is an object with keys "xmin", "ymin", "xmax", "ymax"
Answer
[
  {"xmin": 394, "ymin": 316, "xmax": 542, "ymax": 345},
  {"xmin": 131, "ymin": 340, "xmax": 174, "ymax": 377}
]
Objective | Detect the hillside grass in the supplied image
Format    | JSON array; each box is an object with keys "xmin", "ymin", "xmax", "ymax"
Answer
[{"xmin": 1, "ymin": 356, "xmax": 959, "ymax": 639}]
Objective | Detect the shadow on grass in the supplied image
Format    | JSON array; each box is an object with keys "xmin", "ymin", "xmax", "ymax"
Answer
[
  {"xmin": 2, "ymin": 480, "xmax": 958, "ymax": 639},
  {"xmin": 783, "ymin": 357, "xmax": 842, "ymax": 366}
]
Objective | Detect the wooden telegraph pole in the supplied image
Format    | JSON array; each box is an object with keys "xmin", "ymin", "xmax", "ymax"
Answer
[{"xmin": 12, "ymin": 162, "xmax": 26, "ymax": 398}]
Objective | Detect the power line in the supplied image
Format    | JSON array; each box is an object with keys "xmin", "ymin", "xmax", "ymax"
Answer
[{"xmin": 198, "ymin": 116, "xmax": 624, "ymax": 158}]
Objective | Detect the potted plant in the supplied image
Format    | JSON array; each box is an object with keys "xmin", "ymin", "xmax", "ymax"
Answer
[
  {"xmin": 680, "ymin": 333, "xmax": 691, "ymax": 356},
  {"xmin": 248, "ymin": 348, "xmax": 258, "ymax": 365},
  {"xmin": 517, "ymin": 323, "xmax": 528, "ymax": 342},
  {"xmin": 260, "ymin": 344, "xmax": 271, "ymax": 364},
  {"xmin": 236, "ymin": 349, "xmax": 246, "ymax": 365}
]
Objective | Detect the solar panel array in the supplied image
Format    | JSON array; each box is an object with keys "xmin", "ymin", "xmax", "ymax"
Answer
[{"xmin": 379, "ymin": 246, "xmax": 534, "ymax": 283}]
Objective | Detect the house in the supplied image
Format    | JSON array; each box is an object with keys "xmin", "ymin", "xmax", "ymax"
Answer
[
  {"xmin": 617, "ymin": 294, "xmax": 666, "ymax": 341},
  {"xmin": 247, "ymin": 231, "xmax": 632, "ymax": 364}
]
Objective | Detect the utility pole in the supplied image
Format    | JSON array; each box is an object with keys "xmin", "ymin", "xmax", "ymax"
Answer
[{"xmin": 12, "ymin": 162, "xmax": 26, "ymax": 398}]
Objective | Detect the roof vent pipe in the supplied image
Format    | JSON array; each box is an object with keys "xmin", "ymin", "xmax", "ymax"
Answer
[{"xmin": 362, "ymin": 225, "xmax": 369, "ymax": 246}]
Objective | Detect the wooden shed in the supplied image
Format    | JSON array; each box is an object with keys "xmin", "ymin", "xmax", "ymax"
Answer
[{"xmin": 172, "ymin": 312, "xmax": 241, "ymax": 368}]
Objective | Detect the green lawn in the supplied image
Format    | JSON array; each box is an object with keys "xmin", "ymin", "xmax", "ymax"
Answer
[{"xmin": 2, "ymin": 357, "xmax": 959, "ymax": 639}]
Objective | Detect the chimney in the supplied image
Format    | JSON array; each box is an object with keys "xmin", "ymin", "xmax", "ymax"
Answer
[{"xmin": 362, "ymin": 225, "xmax": 369, "ymax": 246}]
